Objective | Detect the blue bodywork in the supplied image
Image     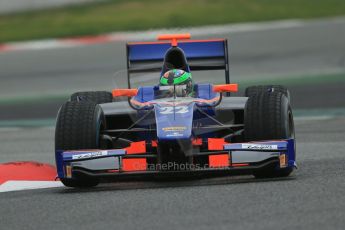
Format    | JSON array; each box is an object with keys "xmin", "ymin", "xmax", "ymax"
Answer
[
  {"xmin": 131, "ymin": 83, "xmax": 220, "ymax": 141},
  {"xmin": 128, "ymin": 40, "xmax": 226, "ymax": 62},
  {"xmin": 155, "ymin": 103, "xmax": 195, "ymax": 141},
  {"xmin": 224, "ymin": 139, "xmax": 296, "ymax": 168},
  {"xmin": 132, "ymin": 83, "xmax": 219, "ymax": 103},
  {"xmin": 56, "ymin": 149, "xmax": 125, "ymax": 179}
]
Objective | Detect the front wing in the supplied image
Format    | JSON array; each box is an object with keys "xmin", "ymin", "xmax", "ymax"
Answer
[{"xmin": 55, "ymin": 139, "xmax": 296, "ymax": 181}]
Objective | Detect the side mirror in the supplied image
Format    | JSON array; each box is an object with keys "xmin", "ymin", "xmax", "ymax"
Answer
[
  {"xmin": 213, "ymin": 84, "xmax": 238, "ymax": 93},
  {"xmin": 112, "ymin": 89, "xmax": 138, "ymax": 97}
]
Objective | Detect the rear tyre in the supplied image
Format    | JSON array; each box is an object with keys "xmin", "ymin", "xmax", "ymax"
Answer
[
  {"xmin": 245, "ymin": 85, "xmax": 290, "ymax": 101},
  {"xmin": 55, "ymin": 101, "xmax": 105, "ymax": 187},
  {"xmin": 244, "ymin": 91, "xmax": 295, "ymax": 178},
  {"xmin": 70, "ymin": 91, "xmax": 113, "ymax": 104}
]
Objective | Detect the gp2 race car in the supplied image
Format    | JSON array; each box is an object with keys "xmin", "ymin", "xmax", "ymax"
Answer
[{"xmin": 55, "ymin": 34, "xmax": 296, "ymax": 187}]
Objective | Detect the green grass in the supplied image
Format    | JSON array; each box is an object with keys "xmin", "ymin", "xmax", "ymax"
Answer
[{"xmin": 1, "ymin": 0, "xmax": 345, "ymax": 42}]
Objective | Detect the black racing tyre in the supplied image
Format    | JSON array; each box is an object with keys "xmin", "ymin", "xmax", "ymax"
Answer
[
  {"xmin": 244, "ymin": 91, "xmax": 295, "ymax": 178},
  {"xmin": 70, "ymin": 91, "xmax": 113, "ymax": 104},
  {"xmin": 245, "ymin": 85, "xmax": 290, "ymax": 101},
  {"xmin": 55, "ymin": 101, "xmax": 105, "ymax": 187}
]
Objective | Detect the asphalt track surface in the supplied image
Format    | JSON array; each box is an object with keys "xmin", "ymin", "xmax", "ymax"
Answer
[
  {"xmin": 0, "ymin": 18, "xmax": 345, "ymax": 230},
  {"xmin": 1, "ymin": 117, "xmax": 345, "ymax": 230}
]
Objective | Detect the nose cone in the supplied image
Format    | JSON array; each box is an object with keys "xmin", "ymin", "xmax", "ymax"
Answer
[{"xmin": 154, "ymin": 103, "xmax": 194, "ymax": 141}]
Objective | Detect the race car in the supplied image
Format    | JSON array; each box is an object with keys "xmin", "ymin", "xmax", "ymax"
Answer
[{"xmin": 55, "ymin": 34, "xmax": 296, "ymax": 187}]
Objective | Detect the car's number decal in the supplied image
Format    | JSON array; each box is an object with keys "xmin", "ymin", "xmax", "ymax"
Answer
[{"xmin": 160, "ymin": 106, "xmax": 189, "ymax": 114}]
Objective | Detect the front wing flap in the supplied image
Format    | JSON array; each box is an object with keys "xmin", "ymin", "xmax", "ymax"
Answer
[{"xmin": 55, "ymin": 139, "xmax": 295, "ymax": 180}]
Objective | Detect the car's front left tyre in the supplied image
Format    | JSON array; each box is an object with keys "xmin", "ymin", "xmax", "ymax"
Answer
[{"xmin": 244, "ymin": 91, "xmax": 295, "ymax": 178}]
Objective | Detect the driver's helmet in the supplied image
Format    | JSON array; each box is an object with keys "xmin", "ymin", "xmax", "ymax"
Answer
[{"xmin": 159, "ymin": 69, "xmax": 193, "ymax": 96}]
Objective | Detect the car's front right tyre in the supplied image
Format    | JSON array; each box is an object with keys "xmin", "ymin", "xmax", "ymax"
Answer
[{"xmin": 55, "ymin": 101, "xmax": 105, "ymax": 187}]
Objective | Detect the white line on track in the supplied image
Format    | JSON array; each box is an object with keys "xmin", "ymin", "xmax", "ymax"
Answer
[
  {"xmin": 0, "ymin": 180, "xmax": 63, "ymax": 193},
  {"xmin": 294, "ymin": 115, "xmax": 335, "ymax": 121}
]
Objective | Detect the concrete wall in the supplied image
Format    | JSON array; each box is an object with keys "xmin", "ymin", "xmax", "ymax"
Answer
[{"xmin": 0, "ymin": 0, "xmax": 104, "ymax": 14}]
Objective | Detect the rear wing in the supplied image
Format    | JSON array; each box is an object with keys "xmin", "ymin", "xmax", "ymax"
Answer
[{"xmin": 126, "ymin": 38, "xmax": 230, "ymax": 88}]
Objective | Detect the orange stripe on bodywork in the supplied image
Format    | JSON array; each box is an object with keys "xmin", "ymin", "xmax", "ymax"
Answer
[
  {"xmin": 112, "ymin": 88, "xmax": 138, "ymax": 97},
  {"xmin": 127, "ymin": 39, "xmax": 226, "ymax": 46},
  {"xmin": 157, "ymin": 33, "xmax": 191, "ymax": 40},
  {"xmin": 208, "ymin": 138, "xmax": 227, "ymax": 150},
  {"xmin": 192, "ymin": 138, "xmax": 202, "ymax": 146},
  {"xmin": 209, "ymin": 154, "xmax": 229, "ymax": 168},
  {"xmin": 194, "ymin": 96, "xmax": 220, "ymax": 105},
  {"xmin": 232, "ymin": 163, "xmax": 249, "ymax": 167},
  {"xmin": 125, "ymin": 141, "xmax": 146, "ymax": 154},
  {"xmin": 130, "ymin": 98, "xmax": 152, "ymax": 107},
  {"xmin": 122, "ymin": 158, "xmax": 147, "ymax": 171},
  {"xmin": 151, "ymin": 140, "xmax": 158, "ymax": 147},
  {"xmin": 213, "ymin": 84, "xmax": 238, "ymax": 93}
]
